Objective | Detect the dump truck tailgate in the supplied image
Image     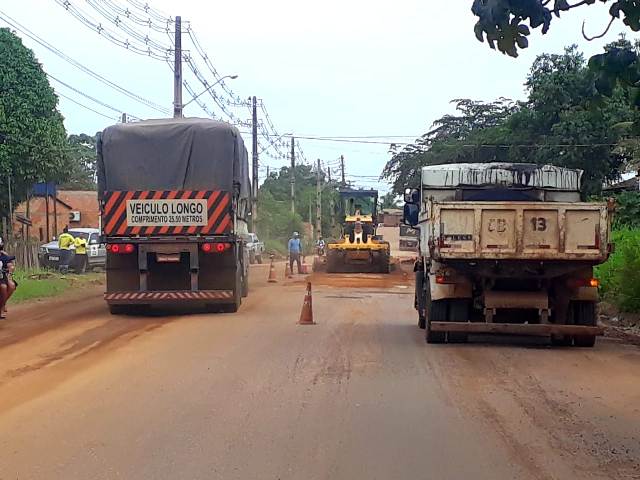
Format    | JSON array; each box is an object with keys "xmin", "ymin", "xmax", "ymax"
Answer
[{"xmin": 428, "ymin": 201, "xmax": 610, "ymax": 262}]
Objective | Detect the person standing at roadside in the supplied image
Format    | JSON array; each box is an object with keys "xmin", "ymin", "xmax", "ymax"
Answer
[
  {"xmin": 287, "ymin": 231, "xmax": 302, "ymax": 274},
  {"xmin": 57, "ymin": 227, "xmax": 75, "ymax": 274},
  {"xmin": 0, "ymin": 238, "xmax": 17, "ymax": 320},
  {"xmin": 73, "ymin": 235, "xmax": 88, "ymax": 273}
]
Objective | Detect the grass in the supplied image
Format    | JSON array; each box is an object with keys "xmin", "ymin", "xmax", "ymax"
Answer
[
  {"xmin": 10, "ymin": 270, "xmax": 104, "ymax": 304},
  {"xmin": 595, "ymin": 228, "xmax": 640, "ymax": 312}
]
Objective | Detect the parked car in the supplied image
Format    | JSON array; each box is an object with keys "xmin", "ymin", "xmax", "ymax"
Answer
[
  {"xmin": 39, "ymin": 228, "xmax": 106, "ymax": 271},
  {"xmin": 242, "ymin": 233, "xmax": 264, "ymax": 264}
]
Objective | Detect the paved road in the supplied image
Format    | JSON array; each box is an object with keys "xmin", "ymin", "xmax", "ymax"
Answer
[{"xmin": 0, "ymin": 264, "xmax": 638, "ymax": 479}]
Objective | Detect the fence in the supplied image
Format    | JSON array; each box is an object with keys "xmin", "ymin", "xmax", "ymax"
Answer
[{"xmin": 4, "ymin": 239, "xmax": 40, "ymax": 270}]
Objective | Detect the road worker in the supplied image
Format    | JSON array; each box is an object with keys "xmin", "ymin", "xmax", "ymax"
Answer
[{"xmin": 57, "ymin": 226, "xmax": 75, "ymax": 274}]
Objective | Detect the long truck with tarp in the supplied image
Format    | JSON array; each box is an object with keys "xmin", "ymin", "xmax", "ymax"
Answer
[
  {"xmin": 404, "ymin": 163, "xmax": 613, "ymax": 346},
  {"xmin": 97, "ymin": 118, "xmax": 251, "ymax": 314}
]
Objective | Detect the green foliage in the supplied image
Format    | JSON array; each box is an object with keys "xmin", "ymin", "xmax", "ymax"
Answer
[
  {"xmin": 256, "ymin": 164, "xmax": 341, "ymax": 248},
  {"xmin": 596, "ymin": 228, "xmax": 640, "ymax": 312},
  {"xmin": 472, "ymin": 0, "xmax": 640, "ymax": 58},
  {"xmin": 380, "ymin": 193, "xmax": 400, "ymax": 209},
  {"xmin": 10, "ymin": 270, "xmax": 102, "ymax": 303},
  {"xmin": 0, "ymin": 28, "xmax": 69, "ymax": 217},
  {"xmin": 60, "ymin": 134, "xmax": 97, "ymax": 190},
  {"xmin": 611, "ymin": 191, "xmax": 640, "ymax": 228},
  {"xmin": 382, "ymin": 98, "xmax": 517, "ymax": 194},
  {"xmin": 382, "ymin": 45, "xmax": 636, "ymax": 196}
]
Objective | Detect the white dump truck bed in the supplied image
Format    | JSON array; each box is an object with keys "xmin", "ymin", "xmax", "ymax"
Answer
[{"xmin": 425, "ymin": 201, "xmax": 610, "ymax": 262}]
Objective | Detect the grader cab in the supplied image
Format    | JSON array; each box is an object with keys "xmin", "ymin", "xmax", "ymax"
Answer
[{"xmin": 317, "ymin": 188, "xmax": 390, "ymax": 273}]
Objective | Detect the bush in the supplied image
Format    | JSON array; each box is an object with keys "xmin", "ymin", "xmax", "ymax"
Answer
[
  {"xmin": 612, "ymin": 192, "xmax": 640, "ymax": 230},
  {"xmin": 596, "ymin": 229, "xmax": 640, "ymax": 312}
]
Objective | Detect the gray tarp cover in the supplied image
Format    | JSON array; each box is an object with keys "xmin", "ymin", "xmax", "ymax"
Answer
[{"xmin": 97, "ymin": 118, "xmax": 251, "ymax": 207}]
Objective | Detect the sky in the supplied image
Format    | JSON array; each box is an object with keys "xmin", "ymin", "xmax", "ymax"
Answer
[{"xmin": 0, "ymin": 1, "xmax": 632, "ymax": 193}]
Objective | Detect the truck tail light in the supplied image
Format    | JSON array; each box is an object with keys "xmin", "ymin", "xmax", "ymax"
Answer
[
  {"xmin": 202, "ymin": 242, "xmax": 232, "ymax": 253},
  {"xmin": 571, "ymin": 278, "xmax": 599, "ymax": 288},
  {"xmin": 107, "ymin": 243, "xmax": 135, "ymax": 254},
  {"xmin": 435, "ymin": 272, "xmax": 455, "ymax": 284}
]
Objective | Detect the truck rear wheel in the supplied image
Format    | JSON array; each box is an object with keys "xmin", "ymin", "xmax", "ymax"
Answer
[
  {"xmin": 573, "ymin": 301, "xmax": 597, "ymax": 348},
  {"xmin": 426, "ymin": 296, "xmax": 447, "ymax": 344},
  {"xmin": 249, "ymin": 251, "xmax": 256, "ymax": 264},
  {"xmin": 416, "ymin": 270, "xmax": 426, "ymax": 329},
  {"xmin": 256, "ymin": 254, "xmax": 263, "ymax": 264},
  {"xmin": 447, "ymin": 300, "xmax": 469, "ymax": 343},
  {"xmin": 221, "ymin": 267, "xmax": 242, "ymax": 313},
  {"xmin": 109, "ymin": 304, "xmax": 128, "ymax": 315}
]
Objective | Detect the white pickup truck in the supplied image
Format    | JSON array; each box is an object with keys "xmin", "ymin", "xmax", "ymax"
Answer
[{"xmin": 242, "ymin": 233, "xmax": 264, "ymax": 264}]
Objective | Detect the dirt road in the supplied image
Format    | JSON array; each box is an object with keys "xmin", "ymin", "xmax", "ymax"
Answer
[{"xmin": 0, "ymin": 263, "xmax": 638, "ymax": 479}]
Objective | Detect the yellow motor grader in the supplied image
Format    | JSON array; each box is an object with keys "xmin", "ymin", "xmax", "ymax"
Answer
[{"xmin": 314, "ymin": 188, "xmax": 390, "ymax": 273}]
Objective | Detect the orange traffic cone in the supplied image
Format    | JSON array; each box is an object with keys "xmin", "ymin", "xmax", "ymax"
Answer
[
  {"xmin": 298, "ymin": 282, "xmax": 315, "ymax": 325},
  {"xmin": 268, "ymin": 258, "xmax": 277, "ymax": 283},
  {"xmin": 285, "ymin": 261, "xmax": 292, "ymax": 279}
]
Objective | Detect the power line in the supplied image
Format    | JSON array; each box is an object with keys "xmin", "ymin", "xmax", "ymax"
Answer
[
  {"xmin": 47, "ymin": 73, "xmax": 131, "ymax": 116},
  {"xmin": 0, "ymin": 9, "xmax": 170, "ymax": 115},
  {"xmin": 54, "ymin": 0, "xmax": 171, "ymax": 59},
  {"xmin": 56, "ymin": 91, "xmax": 120, "ymax": 121}
]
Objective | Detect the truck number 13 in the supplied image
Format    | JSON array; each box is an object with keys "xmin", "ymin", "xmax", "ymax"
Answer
[{"xmin": 530, "ymin": 217, "xmax": 547, "ymax": 231}]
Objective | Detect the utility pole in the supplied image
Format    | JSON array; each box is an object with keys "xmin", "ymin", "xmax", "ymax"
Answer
[
  {"xmin": 266, "ymin": 166, "xmax": 270, "ymax": 178},
  {"xmin": 328, "ymin": 168, "xmax": 335, "ymax": 229},
  {"xmin": 251, "ymin": 96, "xmax": 258, "ymax": 231},
  {"xmin": 340, "ymin": 154, "xmax": 345, "ymax": 185},
  {"xmin": 290, "ymin": 136, "xmax": 295, "ymax": 214},
  {"xmin": 316, "ymin": 159, "xmax": 322, "ymax": 240},
  {"xmin": 121, "ymin": 113, "xmax": 127, "ymax": 123},
  {"xmin": 173, "ymin": 16, "xmax": 183, "ymax": 118}
]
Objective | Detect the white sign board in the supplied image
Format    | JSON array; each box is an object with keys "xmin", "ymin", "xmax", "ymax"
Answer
[{"xmin": 126, "ymin": 198, "xmax": 208, "ymax": 227}]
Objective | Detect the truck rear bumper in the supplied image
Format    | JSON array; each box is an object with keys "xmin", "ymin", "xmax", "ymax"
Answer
[
  {"xmin": 430, "ymin": 322, "xmax": 604, "ymax": 337},
  {"xmin": 105, "ymin": 290, "xmax": 233, "ymax": 304}
]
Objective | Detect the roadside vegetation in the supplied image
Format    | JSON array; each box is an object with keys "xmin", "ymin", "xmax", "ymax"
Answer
[
  {"xmin": 10, "ymin": 270, "xmax": 103, "ymax": 304},
  {"xmin": 596, "ymin": 228, "xmax": 640, "ymax": 312},
  {"xmin": 256, "ymin": 164, "xmax": 341, "ymax": 255}
]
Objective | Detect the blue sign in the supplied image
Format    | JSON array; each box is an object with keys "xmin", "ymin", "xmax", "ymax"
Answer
[{"xmin": 32, "ymin": 182, "xmax": 57, "ymax": 197}]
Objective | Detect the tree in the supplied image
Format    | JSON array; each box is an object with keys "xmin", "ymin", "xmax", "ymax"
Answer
[
  {"xmin": 60, "ymin": 134, "xmax": 97, "ymax": 190},
  {"xmin": 256, "ymin": 164, "xmax": 340, "ymax": 247},
  {"xmin": 382, "ymin": 98, "xmax": 518, "ymax": 194},
  {"xmin": 380, "ymin": 193, "xmax": 401, "ymax": 209},
  {"xmin": 0, "ymin": 28, "xmax": 69, "ymax": 218},
  {"xmin": 472, "ymin": 0, "xmax": 640, "ymax": 58},
  {"xmin": 382, "ymin": 45, "xmax": 637, "ymax": 195}
]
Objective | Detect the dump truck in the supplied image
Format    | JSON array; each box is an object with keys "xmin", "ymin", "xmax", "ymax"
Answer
[
  {"xmin": 317, "ymin": 188, "xmax": 390, "ymax": 273},
  {"xmin": 97, "ymin": 118, "xmax": 251, "ymax": 314},
  {"xmin": 404, "ymin": 163, "xmax": 613, "ymax": 347}
]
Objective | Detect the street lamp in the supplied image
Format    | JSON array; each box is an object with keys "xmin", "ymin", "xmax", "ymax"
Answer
[{"xmin": 182, "ymin": 74, "xmax": 238, "ymax": 109}]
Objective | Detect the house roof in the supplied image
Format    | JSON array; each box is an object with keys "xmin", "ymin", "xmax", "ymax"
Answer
[
  {"xmin": 57, "ymin": 190, "xmax": 98, "ymax": 210},
  {"xmin": 603, "ymin": 176, "xmax": 639, "ymax": 192}
]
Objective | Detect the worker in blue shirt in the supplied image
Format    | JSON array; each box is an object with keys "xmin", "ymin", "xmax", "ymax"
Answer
[{"xmin": 287, "ymin": 231, "xmax": 302, "ymax": 274}]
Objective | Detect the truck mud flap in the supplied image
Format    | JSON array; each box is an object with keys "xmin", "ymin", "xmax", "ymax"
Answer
[
  {"xmin": 105, "ymin": 290, "xmax": 233, "ymax": 303},
  {"xmin": 429, "ymin": 322, "xmax": 604, "ymax": 337}
]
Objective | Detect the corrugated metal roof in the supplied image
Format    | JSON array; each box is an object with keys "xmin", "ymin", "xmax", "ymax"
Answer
[{"xmin": 421, "ymin": 163, "xmax": 582, "ymax": 191}]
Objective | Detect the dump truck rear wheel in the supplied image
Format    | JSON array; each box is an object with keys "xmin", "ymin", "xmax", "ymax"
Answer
[
  {"xmin": 256, "ymin": 254, "xmax": 263, "ymax": 264},
  {"xmin": 447, "ymin": 300, "xmax": 469, "ymax": 343},
  {"xmin": 573, "ymin": 301, "xmax": 597, "ymax": 348},
  {"xmin": 426, "ymin": 297, "xmax": 447, "ymax": 344}
]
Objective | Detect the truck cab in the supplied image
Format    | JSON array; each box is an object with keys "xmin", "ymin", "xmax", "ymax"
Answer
[{"xmin": 405, "ymin": 163, "xmax": 613, "ymax": 347}]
